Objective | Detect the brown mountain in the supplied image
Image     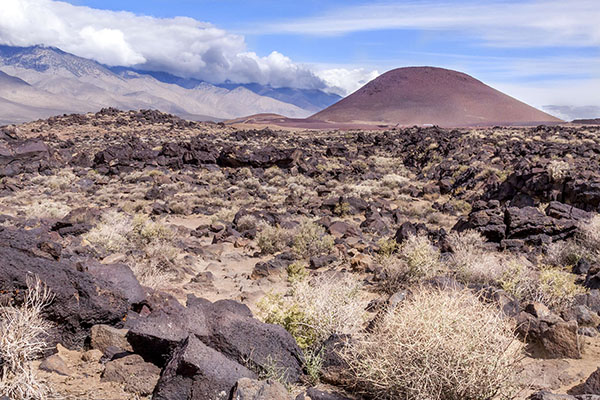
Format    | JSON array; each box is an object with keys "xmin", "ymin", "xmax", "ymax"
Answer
[{"xmin": 309, "ymin": 67, "xmax": 562, "ymax": 127}]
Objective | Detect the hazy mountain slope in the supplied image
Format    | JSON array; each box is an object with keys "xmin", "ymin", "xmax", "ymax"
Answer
[
  {"xmin": 0, "ymin": 45, "xmax": 311, "ymax": 123},
  {"xmin": 109, "ymin": 66, "xmax": 341, "ymax": 111},
  {"xmin": 310, "ymin": 67, "xmax": 562, "ymax": 126},
  {"xmin": 0, "ymin": 70, "xmax": 88, "ymax": 123}
]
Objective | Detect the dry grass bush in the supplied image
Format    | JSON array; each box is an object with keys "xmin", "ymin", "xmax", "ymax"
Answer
[
  {"xmin": 256, "ymin": 223, "xmax": 294, "ymax": 255},
  {"xmin": 0, "ymin": 277, "xmax": 53, "ymax": 399},
  {"xmin": 258, "ymin": 274, "xmax": 367, "ymax": 350},
  {"xmin": 547, "ymin": 160, "xmax": 571, "ymax": 182},
  {"xmin": 83, "ymin": 209, "xmax": 132, "ymax": 252},
  {"xmin": 447, "ymin": 230, "xmax": 509, "ymax": 284},
  {"xmin": 84, "ymin": 211, "xmax": 180, "ymax": 288},
  {"xmin": 577, "ymin": 214, "xmax": 600, "ymax": 260},
  {"xmin": 20, "ymin": 199, "xmax": 71, "ymax": 220},
  {"xmin": 342, "ymin": 289, "xmax": 524, "ymax": 400},
  {"xmin": 292, "ymin": 220, "xmax": 335, "ymax": 259},
  {"xmin": 535, "ymin": 265, "xmax": 587, "ymax": 311},
  {"xmin": 499, "ymin": 261, "xmax": 585, "ymax": 312},
  {"xmin": 380, "ymin": 173, "xmax": 410, "ymax": 189},
  {"xmin": 381, "ymin": 234, "xmax": 442, "ymax": 292},
  {"xmin": 545, "ymin": 240, "xmax": 586, "ymax": 268},
  {"xmin": 31, "ymin": 170, "xmax": 78, "ymax": 191},
  {"xmin": 236, "ymin": 215, "xmax": 258, "ymax": 232}
]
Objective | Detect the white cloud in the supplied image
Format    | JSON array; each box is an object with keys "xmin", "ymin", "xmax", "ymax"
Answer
[
  {"xmin": 0, "ymin": 0, "xmax": 326, "ymax": 89},
  {"xmin": 266, "ymin": 0, "xmax": 600, "ymax": 48},
  {"xmin": 313, "ymin": 67, "xmax": 380, "ymax": 96}
]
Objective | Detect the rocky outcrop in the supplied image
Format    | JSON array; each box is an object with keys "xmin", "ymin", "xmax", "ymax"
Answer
[
  {"xmin": 0, "ymin": 139, "xmax": 50, "ymax": 177},
  {"xmin": 101, "ymin": 354, "xmax": 161, "ymax": 396},
  {"xmin": 488, "ymin": 166, "xmax": 600, "ymax": 213},
  {"xmin": 0, "ymin": 226, "xmax": 129, "ymax": 349},
  {"xmin": 128, "ymin": 296, "xmax": 304, "ymax": 384},
  {"xmin": 454, "ymin": 200, "xmax": 592, "ymax": 249},
  {"xmin": 517, "ymin": 303, "xmax": 583, "ymax": 359}
]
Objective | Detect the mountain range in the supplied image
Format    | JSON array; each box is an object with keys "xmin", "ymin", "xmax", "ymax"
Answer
[
  {"xmin": 0, "ymin": 45, "xmax": 341, "ymax": 125},
  {"xmin": 0, "ymin": 45, "xmax": 564, "ymax": 127}
]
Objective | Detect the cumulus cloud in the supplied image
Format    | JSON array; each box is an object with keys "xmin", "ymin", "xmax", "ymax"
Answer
[
  {"xmin": 314, "ymin": 68, "xmax": 381, "ymax": 96},
  {"xmin": 0, "ymin": 0, "xmax": 328, "ymax": 89}
]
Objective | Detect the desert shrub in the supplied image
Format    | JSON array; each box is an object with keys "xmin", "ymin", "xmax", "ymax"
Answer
[
  {"xmin": 131, "ymin": 213, "xmax": 174, "ymax": 244},
  {"xmin": 342, "ymin": 289, "xmax": 523, "ymax": 400},
  {"xmin": 304, "ymin": 348, "xmax": 324, "ymax": 384},
  {"xmin": 256, "ymin": 224, "xmax": 293, "ymax": 255},
  {"xmin": 498, "ymin": 259, "xmax": 537, "ymax": 301},
  {"xmin": 376, "ymin": 238, "xmax": 398, "ymax": 260},
  {"xmin": 400, "ymin": 234, "xmax": 441, "ymax": 279},
  {"xmin": 236, "ymin": 215, "xmax": 258, "ymax": 232},
  {"xmin": 84, "ymin": 211, "xmax": 180, "ymax": 288},
  {"xmin": 500, "ymin": 261, "xmax": 585, "ymax": 311},
  {"xmin": 286, "ymin": 261, "xmax": 308, "ymax": 284},
  {"xmin": 547, "ymin": 160, "xmax": 570, "ymax": 182},
  {"xmin": 545, "ymin": 240, "xmax": 586, "ymax": 267},
  {"xmin": 259, "ymin": 274, "xmax": 366, "ymax": 350},
  {"xmin": 380, "ymin": 234, "xmax": 442, "ymax": 292},
  {"xmin": 21, "ymin": 199, "xmax": 71, "ymax": 220},
  {"xmin": 0, "ymin": 277, "xmax": 53, "ymax": 399},
  {"xmin": 577, "ymin": 214, "xmax": 600, "ymax": 260},
  {"xmin": 292, "ymin": 221, "xmax": 334, "ymax": 259},
  {"xmin": 83, "ymin": 209, "xmax": 132, "ymax": 252},
  {"xmin": 535, "ymin": 265, "xmax": 587, "ymax": 311},
  {"xmin": 32, "ymin": 170, "xmax": 77, "ymax": 191},
  {"xmin": 447, "ymin": 230, "xmax": 508, "ymax": 284},
  {"xmin": 333, "ymin": 201, "xmax": 351, "ymax": 216}
]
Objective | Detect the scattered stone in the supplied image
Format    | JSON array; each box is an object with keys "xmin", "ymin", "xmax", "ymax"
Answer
[
  {"xmin": 91, "ymin": 324, "xmax": 133, "ymax": 353},
  {"xmin": 101, "ymin": 354, "xmax": 161, "ymax": 396},
  {"xmin": 231, "ymin": 378, "xmax": 291, "ymax": 400},
  {"xmin": 39, "ymin": 354, "xmax": 72, "ymax": 376}
]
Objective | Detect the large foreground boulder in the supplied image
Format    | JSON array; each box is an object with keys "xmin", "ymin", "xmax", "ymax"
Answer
[
  {"xmin": 153, "ymin": 335, "xmax": 256, "ymax": 400},
  {"xmin": 0, "ymin": 226, "xmax": 129, "ymax": 349},
  {"xmin": 128, "ymin": 297, "xmax": 304, "ymax": 384}
]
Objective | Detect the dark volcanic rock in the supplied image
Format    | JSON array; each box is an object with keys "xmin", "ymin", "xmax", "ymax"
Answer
[
  {"xmin": 569, "ymin": 367, "xmax": 600, "ymax": 395},
  {"xmin": 0, "ymin": 139, "xmax": 50, "ymax": 177},
  {"xmin": 217, "ymin": 146, "xmax": 303, "ymax": 169},
  {"xmin": 0, "ymin": 226, "xmax": 129, "ymax": 349},
  {"xmin": 153, "ymin": 335, "xmax": 256, "ymax": 400},
  {"xmin": 128, "ymin": 297, "xmax": 304, "ymax": 383}
]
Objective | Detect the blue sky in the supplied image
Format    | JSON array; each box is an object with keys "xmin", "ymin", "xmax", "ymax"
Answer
[{"xmin": 2, "ymin": 0, "xmax": 599, "ymax": 119}]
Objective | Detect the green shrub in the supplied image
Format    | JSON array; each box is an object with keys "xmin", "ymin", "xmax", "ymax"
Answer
[
  {"xmin": 259, "ymin": 274, "xmax": 366, "ymax": 350},
  {"xmin": 256, "ymin": 224, "xmax": 292, "ymax": 255},
  {"xmin": 286, "ymin": 262, "xmax": 308, "ymax": 284},
  {"xmin": 536, "ymin": 265, "xmax": 587, "ymax": 311},
  {"xmin": 292, "ymin": 221, "xmax": 334, "ymax": 259}
]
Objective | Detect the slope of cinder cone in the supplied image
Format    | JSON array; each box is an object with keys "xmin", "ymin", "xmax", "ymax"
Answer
[{"xmin": 310, "ymin": 67, "xmax": 562, "ymax": 127}]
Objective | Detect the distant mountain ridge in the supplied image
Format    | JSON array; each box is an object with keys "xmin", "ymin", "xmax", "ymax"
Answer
[
  {"xmin": 0, "ymin": 45, "xmax": 336, "ymax": 124},
  {"xmin": 108, "ymin": 65, "xmax": 341, "ymax": 111}
]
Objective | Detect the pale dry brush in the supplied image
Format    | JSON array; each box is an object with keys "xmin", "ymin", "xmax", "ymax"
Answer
[{"xmin": 0, "ymin": 277, "xmax": 54, "ymax": 399}]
